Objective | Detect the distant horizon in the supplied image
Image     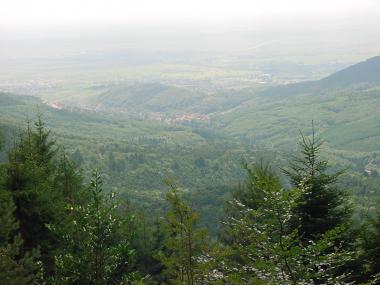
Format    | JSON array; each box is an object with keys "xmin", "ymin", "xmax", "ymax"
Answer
[
  {"xmin": 2, "ymin": 0, "xmax": 379, "ymax": 27},
  {"xmin": 1, "ymin": 0, "xmax": 380, "ymax": 100},
  {"xmin": 1, "ymin": 0, "xmax": 380, "ymax": 67}
]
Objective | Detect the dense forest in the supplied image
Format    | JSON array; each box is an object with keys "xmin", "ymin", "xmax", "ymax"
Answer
[{"xmin": 1, "ymin": 117, "xmax": 380, "ymax": 284}]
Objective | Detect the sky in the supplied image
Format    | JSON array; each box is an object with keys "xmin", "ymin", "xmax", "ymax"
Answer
[
  {"xmin": 1, "ymin": 0, "xmax": 380, "ymax": 64},
  {"xmin": 1, "ymin": 0, "xmax": 379, "ymax": 29}
]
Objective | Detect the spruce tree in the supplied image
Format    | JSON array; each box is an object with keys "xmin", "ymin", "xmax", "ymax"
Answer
[
  {"xmin": 282, "ymin": 126, "xmax": 350, "ymax": 240},
  {"xmin": 0, "ymin": 189, "xmax": 42, "ymax": 284},
  {"xmin": 157, "ymin": 182, "xmax": 209, "ymax": 285},
  {"xmin": 1, "ymin": 117, "xmax": 74, "ymax": 275},
  {"xmin": 222, "ymin": 162, "xmax": 352, "ymax": 284},
  {"xmin": 54, "ymin": 152, "xmax": 86, "ymax": 204},
  {"xmin": 52, "ymin": 170, "xmax": 136, "ymax": 284},
  {"xmin": 32, "ymin": 116, "xmax": 57, "ymax": 168},
  {"xmin": 3, "ymin": 121, "xmax": 59, "ymax": 261}
]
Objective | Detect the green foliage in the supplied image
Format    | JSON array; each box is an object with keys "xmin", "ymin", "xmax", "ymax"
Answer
[
  {"xmin": 51, "ymin": 170, "xmax": 136, "ymax": 284},
  {"xmin": 1, "ymin": 117, "xmax": 99, "ymax": 280},
  {"xmin": 321, "ymin": 55, "xmax": 380, "ymax": 87},
  {"xmin": 3, "ymin": 86, "xmax": 378, "ymax": 236},
  {"xmin": 221, "ymin": 161, "xmax": 280, "ymax": 243},
  {"xmin": 1, "ymin": 85, "xmax": 380, "ymax": 284},
  {"xmin": 283, "ymin": 126, "xmax": 351, "ymax": 240},
  {"xmin": 157, "ymin": 182, "xmax": 209, "ymax": 285},
  {"xmin": 92, "ymin": 83, "xmax": 207, "ymax": 113},
  {"xmin": 362, "ymin": 192, "xmax": 380, "ymax": 278},
  {"xmin": 222, "ymin": 162, "xmax": 353, "ymax": 284},
  {"xmin": 123, "ymin": 209, "xmax": 167, "ymax": 283},
  {"xmin": 53, "ymin": 152, "xmax": 85, "ymax": 204},
  {"xmin": 216, "ymin": 82, "xmax": 380, "ymax": 153},
  {"xmin": 0, "ymin": 189, "xmax": 43, "ymax": 285},
  {"xmin": 1, "ymin": 118, "xmax": 61, "ymax": 271}
]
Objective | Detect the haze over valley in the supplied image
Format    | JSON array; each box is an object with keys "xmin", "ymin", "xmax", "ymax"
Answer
[{"xmin": 1, "ymin": 0, "xmax": 380, "ymax": 283}]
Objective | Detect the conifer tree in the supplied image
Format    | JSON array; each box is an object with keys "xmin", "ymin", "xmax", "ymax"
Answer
[
  {"xmin": 2, "ymin": 119, "xmax": 60, "ymax": 268},
  {"xmin": 52, "ymin": 170, "xmax": 136, "ymax": 284},
  {"xmin": 32, "ymin": 116, "xmax": 57, "ymax": 169},
  {"xmin": 157, "ymin": 182, "xmax": 209, "ymax": 285},
  {"xmin": 54, "ymin": 152, "xmax": 86, "ymax": 204},
  {"xmin": 222, "ymin": 162, "xmax": 352, "ymax": 284},
  {"xmin": 0, "ymin": 189, "xmax": 42, "ymax": 284},
  {"xmin": 282, "ymin": 125, "xmax": 350, "ymax": 240},
  {"xmin": 1, "ymin": 117, "xmax": 86, "ymax": 276}
]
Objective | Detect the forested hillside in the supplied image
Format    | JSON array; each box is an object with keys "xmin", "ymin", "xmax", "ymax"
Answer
[
  {"xmin": 1, "ymin": 54, "xmax": 380, "ymax": 284},
  {"xmin": 216, "ymin": 56, "xmax": 380, "ymax": 152},
  {"xmin": 1, "ymin": 56, "xmax": 380, "ymax": 233},
  {"xmin": 1, "ymin": 116, "xmax": 380, "ymax": 284}
]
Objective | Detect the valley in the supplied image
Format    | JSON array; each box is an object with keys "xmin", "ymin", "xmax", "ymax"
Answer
[
  {"xmin": 2, "ymin": 2, "xmax": 380, "ymax": 282},
  {"xmin": 1, "ymin": 55, "xmax": 380, "ymax": 233}
]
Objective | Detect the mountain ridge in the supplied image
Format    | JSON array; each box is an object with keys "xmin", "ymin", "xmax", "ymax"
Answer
[{"xmin": 320, "ymin": 55, "xmax": 380, "ymax": 87}]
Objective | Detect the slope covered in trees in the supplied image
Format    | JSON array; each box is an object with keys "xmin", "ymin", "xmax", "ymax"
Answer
[
  {"xmin": 1, "ymin": 118, "xmax": 379, "ymax": 284},
  {"xmin": 216, "ymin": 56, "xmax": 380, "ymax": 154},
  {"xmin": 320, "ymin": 55, "xmax": 380, "ymax": 87},
  {"xmin": 0, "ymin": 57, "xmax": 380, "ymax": 242},
  {"xmin": 88, "ymin": 83, "xmax": 207, "ymax": 113}
]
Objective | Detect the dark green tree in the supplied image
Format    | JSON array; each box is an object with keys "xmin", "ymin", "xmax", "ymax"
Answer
[
  {"xmin": 32, "ymin": 116, "xmax": 57, "ymax": 168},
  {"xmin": 54, "ymin": 152, "xmax": 86, "ymax": 204},
  {"xmin": 129, "ymin": 210, "xmax": 164, "ymax": 279},
  {"xmin": 1, "ymin": 117, "xmax": 86, "ymax": 277},
  {"xmin": 0, "ymin": 189, "xmax": 42, "ymax": 284},
  {"xmin": 2, "ymin": 119, "xmax": 60, "ymax": 269},
  {"xmin": 282, "ymin": 126, "xmax": 351, "ymax": 240}
]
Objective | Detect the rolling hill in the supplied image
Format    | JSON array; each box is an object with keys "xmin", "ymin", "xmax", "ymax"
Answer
[
  {"xmin": 216, "ymin": 55, "xmax": 380, "ymax": 153},
  {"xmin": 320, "ymin": 55, "xmax": 380, "ymax": 87},
  {"xmin": 85, "ymin": 83, "xmax": 206, "ymax": 113},
  {"xmin": 77, "ymin": 82, "xmax": 254, "ymax": 115}
]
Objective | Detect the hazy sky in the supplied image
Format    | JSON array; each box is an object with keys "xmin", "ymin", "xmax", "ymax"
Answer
[
  {"xmin": 1, "ymin": 0, "xmax": 379, "ymax": 28},
  {"xmin": 1, "ymin": 0, "xmax": 380, "ymax": 64}
]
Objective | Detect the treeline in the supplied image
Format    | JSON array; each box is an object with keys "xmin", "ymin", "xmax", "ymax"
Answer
[{"xmin": 0, "ymin": 119, "xmax": 380, "ymax": 284}]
